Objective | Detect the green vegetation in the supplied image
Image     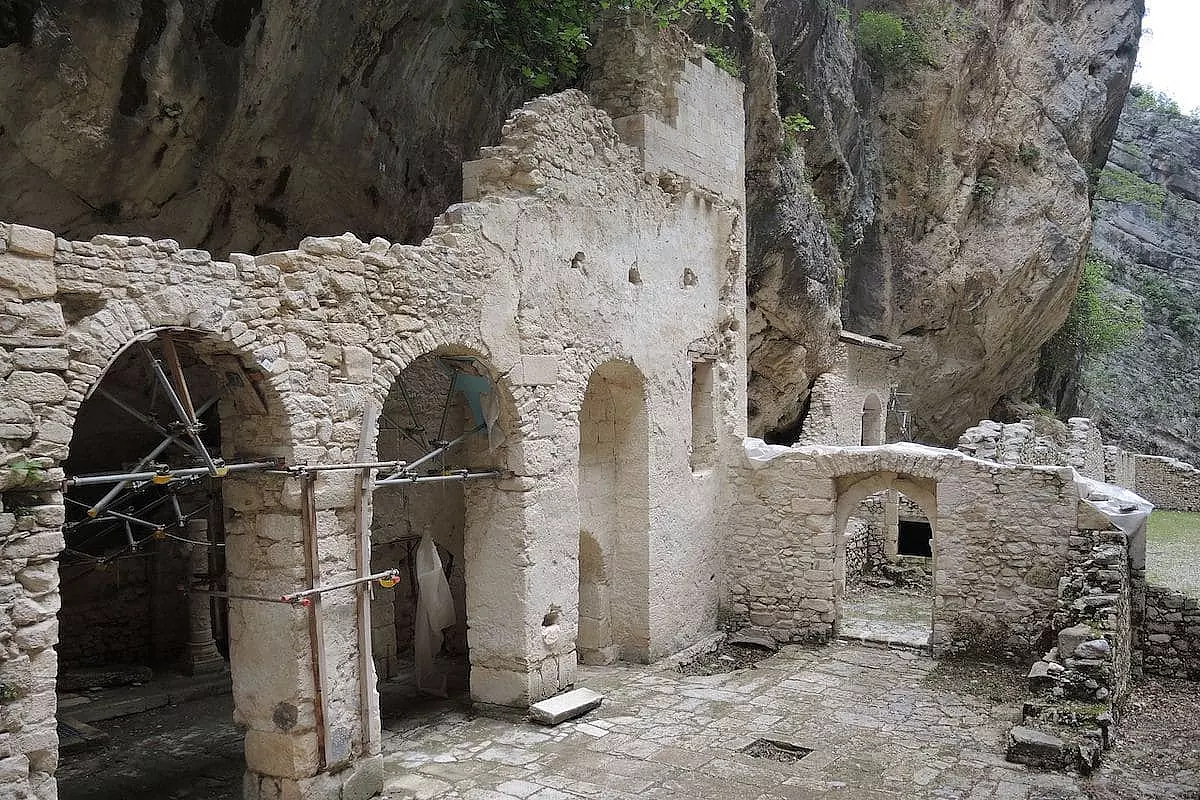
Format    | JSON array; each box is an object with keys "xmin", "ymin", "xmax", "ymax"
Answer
[
  {"xmin": 854, "ymin": 2, "xmax": 971, "ymax": 76},
  {"xmin": 855, "ymin": 10, "xmax": 926, "ymax": 74},
  {"xmin": 1017, "ymin": 142, "xmax": 1041, "ymax": 168},
  {"xmin": 1131, "ymin": 85, "xmax": 1183, "ymax": 118},
  {"xmin": 1146, "ymin": 511, "xmax": 1200, "ymax": 595},
  {"xmin": 971, "ymin": 174, "xmax": 998, "ymax": 204},
  {"xmin": 1096, "ymin": 166, "xmax": 1167, "ymax": 219},
  {"xmin": 0, "ymin": 683, "xmax": 21, "ymax": 703},
  {"xmin": 5, "ymin": 457, "xmax": 44, "ymax": 488},
  {"xmin": 704, "ymin": 44, "xmax": 740, "ymax": 78},
  {"xmin": 1139, "ymin": 275, "xmax": 1200, "ymax": 340},
  {"xmin": 782, "ymin": 112, "xmax": 815, "ymax": 138},
  {"xmin": 462, "ymin": 0, "xmax": 737, "ymax": 88},
  {"xmin": 1062, "ymin": 255, "xmax": 1143, "ymax": 356}
]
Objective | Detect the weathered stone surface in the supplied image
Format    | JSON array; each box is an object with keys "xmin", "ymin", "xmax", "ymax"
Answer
[
  {"xmin": 1058, "ymin": 624, "xmax": 1095, "ymax": 659},
  {"xmin": 529, "ymin": 688, "xmax": 604, "ymax": 725},
  {"xmin": 1006, "ymin": 725, "xmax": 1068, "ymax": 769},
  {"xmin": 728, "ymin": 628, "xmax": 779, "ymax": 651}
]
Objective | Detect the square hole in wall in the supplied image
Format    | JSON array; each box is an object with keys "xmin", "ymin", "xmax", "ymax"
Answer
[{"xmin": 740, "ymin": 738, "xmax": 813, "ymax": 763}]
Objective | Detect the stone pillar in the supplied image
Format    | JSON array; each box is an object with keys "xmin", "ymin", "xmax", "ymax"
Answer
[
  {"xmin": 884, "ymin": 489, "xmax": 900, "ymax": 561},
  {"xmin": 182, "ymin": 519, "xmax": 227, "ymax": 675}
]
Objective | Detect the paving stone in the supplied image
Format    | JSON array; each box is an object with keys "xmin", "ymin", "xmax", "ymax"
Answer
[{"xmin": 528, "ymin": 688, "xmax": 604, "ymax": 725}]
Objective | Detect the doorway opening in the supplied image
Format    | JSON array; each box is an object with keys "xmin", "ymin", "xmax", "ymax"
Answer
[
  {"xmin": 371, "ymin": 351, "xmax": 505, "ymax": 720},
  {"xmin": 577, "ymin": 360, "xmax": 650, "ymax": 665},
  {"xmin": 55, "ymin": 330, "xmax": 278, "ymax": 800},
  {"xmin": 837, "ymin": 480, "xmax": 936, "ymax": 650}
]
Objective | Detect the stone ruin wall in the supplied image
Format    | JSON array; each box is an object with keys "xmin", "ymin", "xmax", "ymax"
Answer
[
  {"xmin": 0, "ymin": 36, "xmax": 748, "ymax": 800},
  {"xmin": 1106, "ymin": 449, "xmax": 1200, "ymax": 513},
  {"xmin": 956, "ymin": 417, "xmax": 1105, "ymax": 481},
  {"xmin": 958, "ymin": 415, "xmax": 1200, "ymax": 514},
  {"xmin": 1141, "ymin": 585, "xmax": 1200, "ymax": 679},
  {"xmin": 723, "ymin": 444, "xmax": 1079, "ymax": 658},
  {"xmin": 793, "ymin": 337, "xmax": 897, "ymax": 448}
]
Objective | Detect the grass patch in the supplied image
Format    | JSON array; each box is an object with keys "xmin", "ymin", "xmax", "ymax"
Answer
[{"xmin": 1146, "ymin": 511, "xmax": 1200, "ymax": 595}]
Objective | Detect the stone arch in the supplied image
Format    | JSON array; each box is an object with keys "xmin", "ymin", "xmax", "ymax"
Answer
[
  {"xmin": 861, "ymin": 393, "xmax": 883, "ymax": 446},
  {"xmin": 577, "ymin": 358, "xmax": 651, "ymax": 663},
  {"xmin": 832, "ymin": 471, "xmax": 938, "ymax": 636},
  {"xmin": 368, "ymin": 342, "xmax": 532, "ymax": 707},
  {"xmin": 53, "ymin": 325, "xmax": 360, "ymax": 799}
]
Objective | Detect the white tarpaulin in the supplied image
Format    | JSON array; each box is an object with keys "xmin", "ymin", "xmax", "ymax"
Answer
[
  {"xmin": 743, "ymin": 437, "xmax": 794, "ymax": 466},
  {"xmin": 1074, "ymin": 473, "xmax": 1154, "ymax": 534},
  {"xmin": 414, "ymin": 534, "xmax": 456, "ymax": 696}
]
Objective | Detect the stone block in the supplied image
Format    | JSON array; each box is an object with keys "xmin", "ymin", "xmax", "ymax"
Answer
[
  {"xmin": 6, "ymin": 372, "xmax": 68, "ymax": 404},
  {"xmin": 1005, "ymin": 725, "xmax": 1067, "ymax": 769},
  {"xmin": 244, "ymin": 729, "xmax": 321, "ymax": 779},
  {"xmin": 0, "ymin": 253, "xmax": 57, "ymax": 300},
  {"xmin": 1058, "ymin": 624, "xmax": 1094, "ymax": 657},
  {"xmin": 11, "ymin": 349, "xmax": 69, "ymax": 371},
  {"xmin": 8, "ymin": 225, "xmax": 56, "ymax": 258},
  {"xmin": 528, "ymin": 687, "xmax": 604, "ymax": 725},
  {"xmin": 341, "ymin": 755, "xmax": 384, "ymax": 800}
]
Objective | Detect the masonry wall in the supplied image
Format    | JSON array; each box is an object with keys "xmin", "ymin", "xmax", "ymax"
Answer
[
  {"xmin": 0, "ymin": 29, "xmax": 747, "ymax": 800},
  {"xmin": 957, "ymin": 416, "xmax": 1105, "ymax": 481},
  {"xmin": 724, "ymin": 443, "xmax": 1079, "ymax": 658},
  {"xmin": 1127, "ymin": 456, "xmax": 1200, "ymax": 512},
  {"xmin": 1141, "ymin": 585, "xmax": 1200, "ymax": 679},
  {"xmin": 794, "ymin": 340, "xmax": 895, "ymax": 447}
]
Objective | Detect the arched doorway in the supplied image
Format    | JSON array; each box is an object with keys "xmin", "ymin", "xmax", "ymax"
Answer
[
  {"xmin": 835, "ymin": 473, "xmax": 937, "ymax": 649},
  {"xmin": 577, "ymin": 360, "xmax": 650, "ymax": 664},
  {"xmin": 54, "ymin": 329, "xmax": 296, "ymax": 800},
  {"xmin": 371, "ymin": 350, "xmax": 509, "ymax": 712}
]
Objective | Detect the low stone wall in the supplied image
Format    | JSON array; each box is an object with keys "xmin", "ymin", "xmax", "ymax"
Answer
[
  {"xmin": 1128, "ymin": 456, "xmax": 1200, "ymax": 512},
  {"xmin": 956, "ymin": 417, "xmax": 1104, "ymax": 481},
  {"xmin": 1141, "ymin": 585, "xmax": 1200, "ymax": 679},
  {"xmin": 725, "ymin": 443, "xmax": 1079, "ymax": 658},
  {"xmin": 1013, "ymin": 526, "xmax": 1134, "ymax": 772}
]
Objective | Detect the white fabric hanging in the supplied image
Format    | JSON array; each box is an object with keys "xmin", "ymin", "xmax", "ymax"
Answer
[{"xmin": 414, "ymin": 534, "xmax": 456, "ymax": 697}]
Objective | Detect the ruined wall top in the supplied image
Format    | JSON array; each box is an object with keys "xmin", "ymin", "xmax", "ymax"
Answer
[{"xmin": 584, "ymin": 21, "xmax": 745, "ymax": 206}]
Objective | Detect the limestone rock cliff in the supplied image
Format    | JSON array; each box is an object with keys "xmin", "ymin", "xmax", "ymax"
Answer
[
  {"xmin": 1063, "ymin": 93, "xmax": 1200, "ymax": 463},
  {"xmin": 0, "ymin": 0, "xmax": 525, "ymax": 254},
  {"xmin": 836, "ymin": 0, "xmax": 1141, "ymax": 444},
  {"xmin": 0, "ymin": 0, "xmax": 1142, "ymax": 445}
]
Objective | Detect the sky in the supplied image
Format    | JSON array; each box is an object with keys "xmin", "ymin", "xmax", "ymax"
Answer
[{"xmin": 1134, "ymin": 0, "xmax": 1200, "ymax": 113}]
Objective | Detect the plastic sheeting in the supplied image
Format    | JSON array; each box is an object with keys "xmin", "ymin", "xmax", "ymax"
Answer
[
  {"xmin": 743, "ymin": 437, "xmax": 795, "ymax": 465},
  {"xmin": 414, "ymin": 534, "xmax": 457, "ymax": 697},
  {"xmin": 1074, "ymin": 473, "xmax": 1154, "ymax": 535}
]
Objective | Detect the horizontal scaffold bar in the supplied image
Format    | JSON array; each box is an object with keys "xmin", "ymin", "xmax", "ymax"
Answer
[
  {"xmin": 183, "ymin": 568, "xmax": 402, "ymax": 607},
  {"xmin": 66, "ymin": 459, "xmax": 282, "ymax": 487},
  {"xmin": 374, "ymin": 469, "xmax": 502, "ymax": 487}
]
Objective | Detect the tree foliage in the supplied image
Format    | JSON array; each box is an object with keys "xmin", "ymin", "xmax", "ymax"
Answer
[
  {"xmin": 462, "ymin": 0, "xmax": 736, "ymax": 89},
  {"xmin": 1064, "ymin": 256, "xmax": 1143, "ymax": 356}
]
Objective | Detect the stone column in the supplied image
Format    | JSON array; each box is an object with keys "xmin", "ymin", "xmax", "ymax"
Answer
[
  {"xmin": 182, "ymin": 519, "xmax": 227, "ymax": 675},
  {"xmin": 884, "ymin": 489, "xmax": 900, "ymax": 561}
]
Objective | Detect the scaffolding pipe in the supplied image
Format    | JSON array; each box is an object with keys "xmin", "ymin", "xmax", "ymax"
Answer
[
  {"xmin": 292, "ymin": 459, "xmax": 409, "ymax": 474},
  {"xmin": 400, "ymin": 425, "xmax": 484, "ymax": 475},
  {"xmin": 86, "ymin": 395, "xmax": 220, "ymax": 517},
  {"xmin": 374, "ymin": 469, "xmax": 500, "ymax": 487},
  {"xmin": 97, "ymin": 388, "xmax": 200, "ymax": 456},
  {"xmin": 148, "ymin": 355, "xmax": 221, "ymax": 475},
  {"xmin": 181, "ymin": 586, "xmax": 306, "ymax": 606},
  {"xmin": 280, "ymin": 568, "xmax": 401, "ymax": 605},
  {"xmin": 66, "ymin": 460, "xmax": 278, "ymax": 487}
]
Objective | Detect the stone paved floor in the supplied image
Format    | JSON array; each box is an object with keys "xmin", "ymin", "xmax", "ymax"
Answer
[
  {"xmin": 382, "ymin": 641, "xmax": 1080, "ymax": 800},
  {"xmin": 52, "ymin": 642, "xmax": 1200, "ymax": 800},
  {"xmin": 840, "ymin": 585, "xmax": 932, "ymax": 649}
]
